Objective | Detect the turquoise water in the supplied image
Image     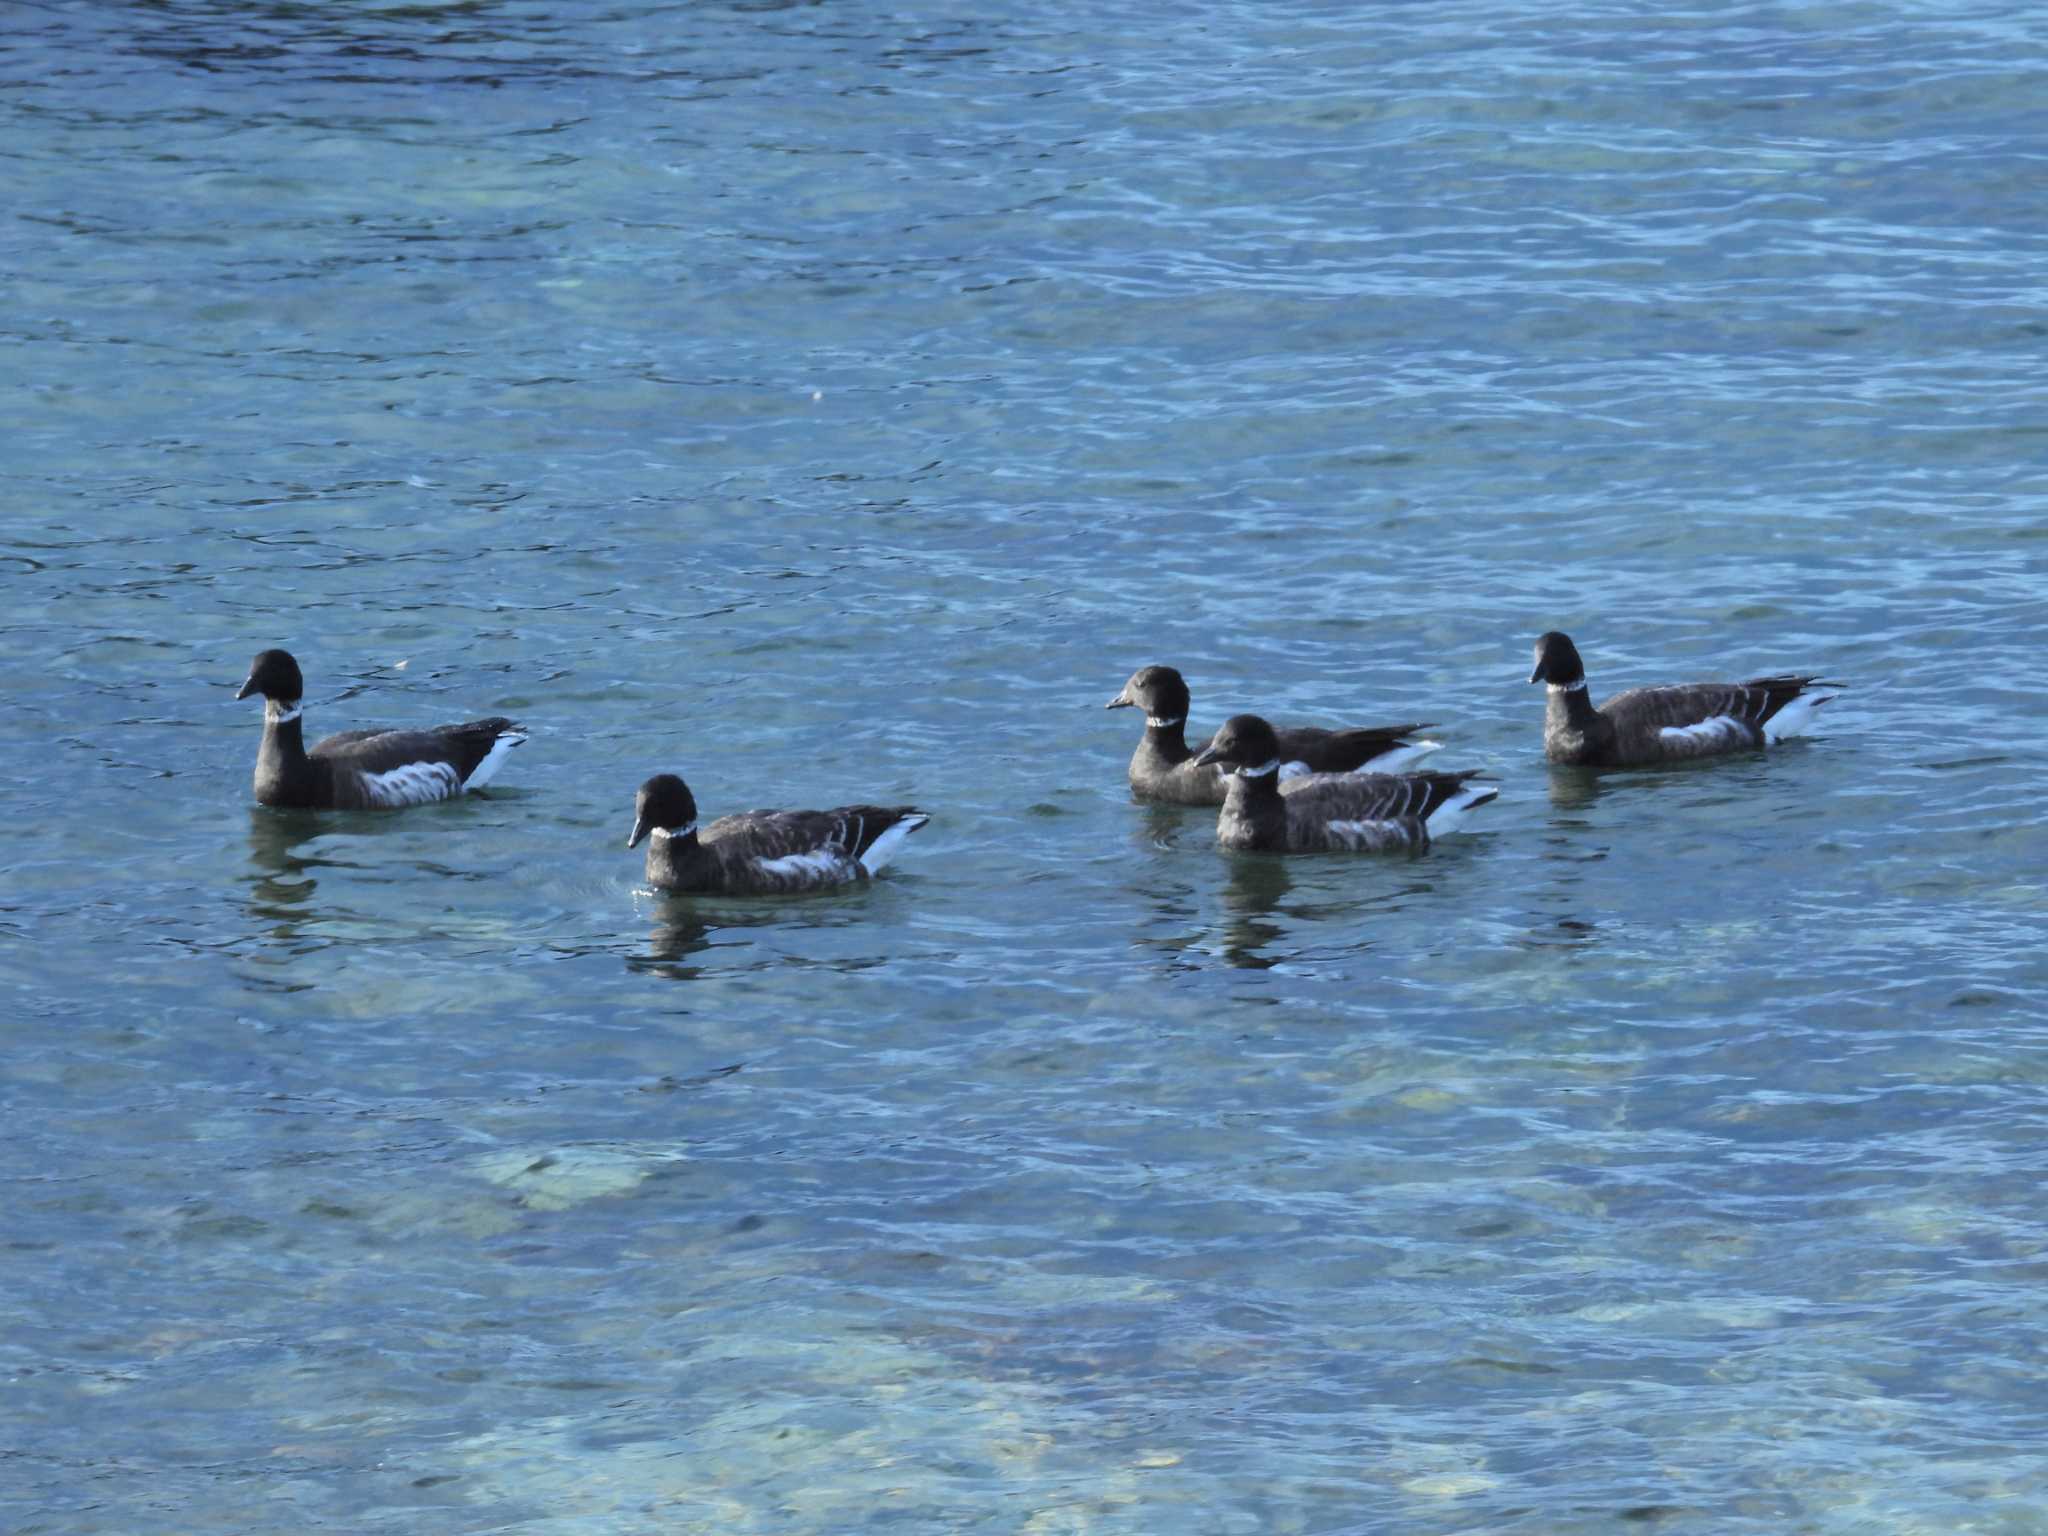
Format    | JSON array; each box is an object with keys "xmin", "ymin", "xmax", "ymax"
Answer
[{"xmin": 6, "ymin": 1, "xmax": 2047, "ymax": 1530}]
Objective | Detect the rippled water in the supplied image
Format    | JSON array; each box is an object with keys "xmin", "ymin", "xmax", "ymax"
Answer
[{"xmin": 6, "ymin": 1, "xmax": 2047, "ymax": 1530}]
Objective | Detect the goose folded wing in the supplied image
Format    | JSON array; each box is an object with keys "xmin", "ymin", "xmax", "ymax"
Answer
[
  {"xmin": 724, "ymin": 807, "xmax": 904, "ymax": 859},
  {"xmin": 1602, "ymin": 683, "xmax": 1771, "ymax": 758},
  {"xmin": 313, "ymin": 728, "xmax": 462, "ymax": 771},
  {"xmin": 308, "ymin": 727, "xmax": 398, "ymax": 755},
  {"xmin": 1273, "ymin": 723, "xmax": 1434, "ymax": 773}
]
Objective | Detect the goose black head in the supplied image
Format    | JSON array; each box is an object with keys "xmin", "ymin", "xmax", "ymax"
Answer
[
  {"xmin": 1106, "ymin": 665, "xmax": 1192, "ymax": 724},
  {"xmin": 628, "ymin": 773, "xmax": 699, "ymax": 849},
  {"xmin": 236, "ymin": 648, "xmax": 304, "ymax": 703},
  {"xmin": 1529, "ymin": 632, "xmax": 1586, "ymax": 688},
  {"xmin": 1191, "ymin": 713, "xmax": 1282, "ymax": 776}
]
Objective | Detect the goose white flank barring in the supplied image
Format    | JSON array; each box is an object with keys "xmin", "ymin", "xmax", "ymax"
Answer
[
  {"xmin": 235, "ymin": 648, "xmax": 526, "ymax": 810},
  {"xmin": 1528, "ymin": 631, "xmax": 1842, "ymax": 768},
  {"xmin": 1192, "ymin": 714, "xmax": 1497, "ymax": 855},
  {"xmin": 628, "ymin": 772, "xmax": 929, "ymax": 896}
]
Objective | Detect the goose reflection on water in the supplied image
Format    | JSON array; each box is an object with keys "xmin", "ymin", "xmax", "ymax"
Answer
[
  {"xmin": 628, "ymin": 891, "xmax": 890, "ymax": 982},
  {"xmin": 1544, "ymin": 762, "xmax": 1605, "ymax": 813},
  {"xmin": 1124, "ymin": 801, "xmax": 1224, "ymax": 976},
  {"xmin": 1218, "ymin": 852, "xmax": 1293, "ymax": 970},
  {"xmin": 238, "ymin": 809, "xmax": 359, "ymax": 989},
  {"xmin": 1132, "ymin": 814, "xmax": 1394, "ymax": 972},
  {"xmin": 1216, "ymin": 854, "xmax": 1489, "ymax": 971},
  {"xmin": 244, "ymin": 808, "xmax": 328, "ymax": 930},
  {"xmin": 242, "ymin": 807, "xmax": 470, "ymax": 963},
  {"xmin": 242, "ymin": 806, "xmax": 430, "ymax": 914},
  {"xmin": 632, "ymin": 901, "xmax": 721, "ymax": 979}
]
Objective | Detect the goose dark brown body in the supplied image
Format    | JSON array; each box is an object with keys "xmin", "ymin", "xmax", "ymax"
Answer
[
  {"xmin": 253, "ymin": 717, "xmax": 524, "ymax": 810},
  {"xmin": 238, "ymin": 649, "xmax": 524, "ymax": 810},
  {"xmin": 1529, "ymin": 632, "xmax": 1840, "ymax": 768},
  {"xmin": 1193, "ymin": 714, "xmax": 1497, "ymax": 855},
  {"xmin": 1107, "ymin": 665, "xmax": 1435, "ymax": 805},
  {"xmin": 629, "ymin": 773, "xmax": 928, "ymax": 896}
]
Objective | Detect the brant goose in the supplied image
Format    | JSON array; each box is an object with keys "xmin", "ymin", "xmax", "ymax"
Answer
[
  {"xmin": 1529, "ymin": 632, "xmax": 1842, "ymax": 767},
  {"xmin": 1106, "ymin": 665, "xmax": 1439, "ymax": 805},
  {"xmin": 628, "ymin": 773, "xmax": 928, "ymax": 895},
  {"xmin": 236, "ymin": 648, "xmax": 526, "ymax": 810},
  {"xmin": 1193, "ymin": 714, "xmax": 1497, "ymax": 854}
]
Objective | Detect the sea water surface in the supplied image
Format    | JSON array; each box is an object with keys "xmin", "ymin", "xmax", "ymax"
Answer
[{"xmin": 5, "ymin": 1, "xmax": 2047, "ymax": 1531}]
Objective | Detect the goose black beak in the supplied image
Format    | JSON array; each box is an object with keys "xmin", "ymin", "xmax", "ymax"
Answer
[
  {"xmin": 1528, "ymin": 660, "xmax": 1546, "ymax": 685},
  {"xmin": 1105, "ymin": 693, "xmax": 1133, "ymax": 710},
  {"xmin": 235, "ymin": 676, "xmax": 258, "ymax": 700},
  {"xmin": 1191, "ymin": 743, "xmax": 1226, "ymax": 769},
  {"xmin": 627, "ymin": 816, "xmax": 650, "ymax": 849}
]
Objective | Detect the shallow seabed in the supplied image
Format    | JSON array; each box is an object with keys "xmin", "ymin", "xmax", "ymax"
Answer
[{"xmin": 4, "ymin": 1, "xmax": 2047, "ymax": 1531}]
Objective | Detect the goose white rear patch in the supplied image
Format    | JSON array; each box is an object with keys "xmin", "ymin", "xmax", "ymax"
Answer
[
  {"xmin": 463, "ymin": 729, "xmax": 527, "ymax": 790},
  {"xmin": 1659, "ymin": 715, "xmax": 1751, "ymax": 751},
  {"xmin": 361, "ymin": 760, "xmax": 462, "ymax": 807},
  {"xmin": 858, "ymin": 814, "xmax": 928, "ymax": 875},
  {"xmin": 1425, "ymin": 782, "xmax": 1499, "ymax": 837},
  {"xmin": 1361, "ymin": 740, "xmax": 1443, "ymax": 773},
  {"xmin": 1764, "ymin": 692, "xmax": 1835, "ymax": 742}
]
